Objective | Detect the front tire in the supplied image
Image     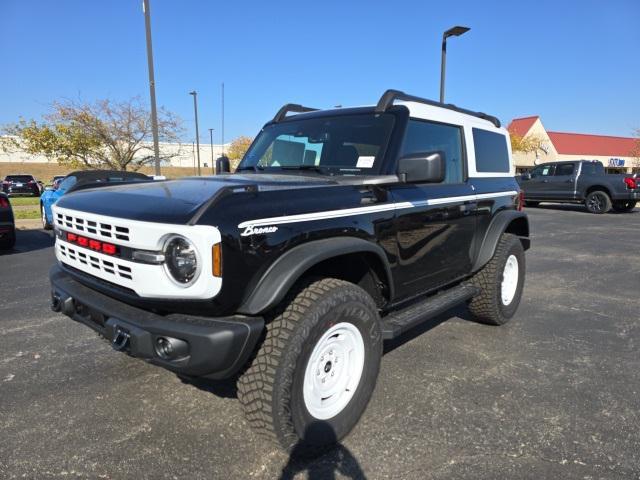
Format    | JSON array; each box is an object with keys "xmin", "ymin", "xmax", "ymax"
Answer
[
  {"xmin": 585, "ymin": 190, "xmax": 611, "ymax": 214},
  {"xmin": 468, "ymin": 233, "xmax": 525, "ymax": 325},
  {"xmin": 41, "ymin": 205, "xmax": 52, "ymax": 230},
  {"xmin": 611, "ymin": 200, "xmax": 636, "ymax": 213},
  {"xmin": 237, "ymin": 278, "xmax": 382, "ymax": 451}
]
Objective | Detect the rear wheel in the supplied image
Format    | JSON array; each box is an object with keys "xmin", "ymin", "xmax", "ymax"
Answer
[
  {"xmin": 0, "ymin": 227, "xmax": 16, "ymax": 250},
  {"xmin": 585, "ymin": 190, "xmax": 611, "ymax": 214},
  {"xmin": 611, "ymin": 200, "xmax": 636, "ymax": 213},
  {"xmin": 468, "ymin": 233, "xmax": 525, "ymax": 325},
  {"xmin": 41, "ymin": 205, "xmax": 52, "ymax": 230},
  {"xmin": 237, "ymin": 278, "xmax": 382, "ymax": 451}
]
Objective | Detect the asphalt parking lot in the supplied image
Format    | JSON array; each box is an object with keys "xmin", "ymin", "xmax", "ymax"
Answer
[{"xmin": 1, "ymin": 205, "xmax": 639, "ymax": 479}]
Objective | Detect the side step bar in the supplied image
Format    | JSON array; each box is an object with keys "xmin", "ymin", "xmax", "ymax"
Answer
[{"xmin": 381, "ymin": 284, "xmax": 479, "ymax": 340}]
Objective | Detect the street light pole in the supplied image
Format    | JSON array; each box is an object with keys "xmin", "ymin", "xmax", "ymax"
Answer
[
  {"xmin": 208, "ymin": 128, "xmax": 215, "ymax": 174},
  {"xmin": 143, "ymin": 0, "xmax": 161, "ymax": 175},
  {"xmin": 440, "ymin": 25, "xmax": 470, "ymax": 103},
  {"xmin": 189, "ymin": 91, "xmax": 201, "ymax": 176}
]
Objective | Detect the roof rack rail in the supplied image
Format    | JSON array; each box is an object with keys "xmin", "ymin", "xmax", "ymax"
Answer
[
  {"xmin": 375, "ymin": 89, "xmax": 501, "ymax": 128},
  {"xmin": 272, "ymin": 103, "xmax": 318, "ymax": 123}
]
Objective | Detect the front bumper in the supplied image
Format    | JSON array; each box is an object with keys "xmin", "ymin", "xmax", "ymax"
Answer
[{"xmin": 50, "ymin": 265, "xmax": 264, "ymax": 379}]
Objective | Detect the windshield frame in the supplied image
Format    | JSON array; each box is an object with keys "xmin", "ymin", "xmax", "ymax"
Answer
[{"xmin": 238, "ymin": 111, "xmax": 399, "ymax": 176}]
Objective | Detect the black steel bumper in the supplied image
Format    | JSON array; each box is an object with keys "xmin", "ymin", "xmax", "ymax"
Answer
[{"xmin": 49, "ymin": 265, "xmax": 264, "ymax": 379}]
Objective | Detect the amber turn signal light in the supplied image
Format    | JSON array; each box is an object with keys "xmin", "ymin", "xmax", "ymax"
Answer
[{"xmin": 212, "ymin": 243, "xmax": 222, "ymax": 277}]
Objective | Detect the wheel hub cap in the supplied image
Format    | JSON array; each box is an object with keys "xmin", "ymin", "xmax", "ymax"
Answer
[
  {"xmin": 303, "ymin": 322, "xmax": 365, "ymax": 420},
  {"xmin": 501, "ymin": 254, "xmax": 519, "ymax": 306}
]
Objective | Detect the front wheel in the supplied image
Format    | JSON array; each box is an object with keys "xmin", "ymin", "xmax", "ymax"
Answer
[
  {"xmin": 585, "ymin": 190, "xmax": 611, "ymax": 214},
  {"xmin": 468, "ymin": 233, "xmax": 526, "ymax": 325},
  {"xmin": 237, "ymin": 278, "xmax": 382, "ymax": 451},
  {"xmin": 611, "ymin": 200, "xmax": 636, "ymax": 213},
  {"xmin": 41, "ymin": 205, "xmax": 52, "ymax": 230}
]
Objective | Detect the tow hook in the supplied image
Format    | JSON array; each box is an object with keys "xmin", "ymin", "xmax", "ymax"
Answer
[{"xmin": 112, "ymin": 327, "xmax": 131, "ymax": 351}]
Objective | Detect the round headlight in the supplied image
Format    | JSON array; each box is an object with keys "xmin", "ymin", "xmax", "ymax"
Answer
[{"xmin": 164, "ymin": 235, "xmax": 199, "ymax": 286}]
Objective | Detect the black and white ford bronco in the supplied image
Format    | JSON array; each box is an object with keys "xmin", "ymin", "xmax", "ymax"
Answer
[{"xmin": 49, "ymin": 90, "xmax": 530, "ymax": 450}]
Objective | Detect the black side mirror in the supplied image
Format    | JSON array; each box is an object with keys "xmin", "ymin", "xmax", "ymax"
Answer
[
  {"xmin": 215, "ymin": 156, "xmax": 231, "ymax": 174},
  {"xmin": 398, "ymin": 151, "xmax": 445, "ymax": 183},
  {"xmin": 522, "ymin": 172, "xmax": 532, "ymax": 180}
]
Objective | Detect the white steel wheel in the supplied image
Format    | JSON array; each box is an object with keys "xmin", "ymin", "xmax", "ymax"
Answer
[
  {"xmin": 501, "ymin": 254, "xmax": 519, "ymax": 306},
  {"xmin": 303, "ymin": 322, "xmax": 365, "ymax": 420}
]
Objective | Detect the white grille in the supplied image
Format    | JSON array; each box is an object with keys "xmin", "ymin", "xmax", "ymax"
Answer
[
  {"xmin": 59, "ymin": 243, "xmax": 133, "ymax": 281},
  {"xmin": 56, "ymin": 212, "xmax": 130, "ymax": 242}
]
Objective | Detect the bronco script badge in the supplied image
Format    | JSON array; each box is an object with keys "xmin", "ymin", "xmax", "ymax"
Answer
[{"xmin": 240, "ymin": 225, "xmax": 278, "ymax": 237}]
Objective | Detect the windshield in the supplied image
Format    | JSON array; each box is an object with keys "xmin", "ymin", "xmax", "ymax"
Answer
[{"xmin": 239, "ymin": 113, "xmax": 395, "ymax": 175}]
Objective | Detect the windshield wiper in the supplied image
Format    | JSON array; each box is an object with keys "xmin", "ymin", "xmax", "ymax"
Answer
[
  {"xmin": 237, "ymin": 165, "xmax": 265, "ymax": 172},
  {"xmin": 278, "ymin": 165, "xmax": 327, "ymax": 174}
]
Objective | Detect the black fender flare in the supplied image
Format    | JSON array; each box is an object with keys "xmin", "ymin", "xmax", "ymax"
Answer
[
  {"xmin": 237, "ymin": 237, "xmax": 393, "ymax": 315},
  {"xmin": 472, "ymin": 210, "xmax": 530, "ymax": 272}
]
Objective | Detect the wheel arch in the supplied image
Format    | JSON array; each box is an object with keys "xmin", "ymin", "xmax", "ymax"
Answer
[
  {"xmin": 585, "ymin": 185, "xmax": 612, "ymax": 198},
  {"xmin": 472, "ymin": 210, "xmax": 530, "ymax": 273},
  {"xmin": 237, "ymin": 237, "xmax": 393, "ymax": 315}
]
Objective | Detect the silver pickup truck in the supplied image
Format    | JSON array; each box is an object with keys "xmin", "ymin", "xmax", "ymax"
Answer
[{"xmin": 518, "ymin": 160, "xmax": 639, "ymax": 213}]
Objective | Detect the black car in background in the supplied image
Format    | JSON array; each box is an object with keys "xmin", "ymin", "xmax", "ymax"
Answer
[
  {"xmin": 0, "ymin": 192, "xmax": 16, "ymax": 249},
  {"xmin": 2, "ymin": 174, "xmax": 41, "ymax": 197}
]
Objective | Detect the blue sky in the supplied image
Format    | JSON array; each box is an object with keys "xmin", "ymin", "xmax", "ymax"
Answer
[{"xmin": 1, "ymin": 0, "xmax": 638, "ymax": 143}]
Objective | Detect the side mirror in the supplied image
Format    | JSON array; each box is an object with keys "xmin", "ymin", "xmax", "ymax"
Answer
[
  {"xmin": 216, "ymin": 156, "xmax": 231, "ymax": 174},
  {"xmin": 522, "ymin": 172, "xmax": 532, "ymax": 180},
  {"xmin": 398, "ymin": 151, "xmax": 445, "ymax": 183}
]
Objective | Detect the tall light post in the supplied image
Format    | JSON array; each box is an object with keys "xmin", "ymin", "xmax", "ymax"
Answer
[
  {"xmin": 143, "ymin": 0, "xmax": 161, "ymax": 175},
  {"xmin": 221, "ymin": 82, "xmax": 225, "ymax": 156},
  {"xmin": 189, "ymin": 91, "xmax": 201, "ymax": 176},
  {"xmin": 208, "ymin": 128, "xmax": 215, "ymax": 173},
  {"xmin": 440, "ymin": 26, "xmax": 470, "ymax": 103}
]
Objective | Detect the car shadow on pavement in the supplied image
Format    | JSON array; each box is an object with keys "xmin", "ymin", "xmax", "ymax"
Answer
[
  {"xmin": 532, "ymin": 204, "xmax": 637, "ymax": 215},
  {"xmin": 279, "ymin": 421, "xmax": 366, "ymax": 480},
  {"xmin": 0, "ymin": 229, "xmax": 54, "ymax": 256},
  {"xmin": 176, "ymin": 374, "xmax": 239, "ymax": 399}
]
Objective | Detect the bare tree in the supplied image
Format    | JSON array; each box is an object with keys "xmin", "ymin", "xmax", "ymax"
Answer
[{"xmin": 2, "ymin": 97, "xmax": 183, "ymax": 171}]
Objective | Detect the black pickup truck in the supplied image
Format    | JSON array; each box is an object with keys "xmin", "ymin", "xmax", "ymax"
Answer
[
  {"xmin": 518, "ymin": 160, "xmax": 639, "ymax": 213},
  {"xmin": 48, "ymin": 90, "xmax": 530, "ymax": 451}
]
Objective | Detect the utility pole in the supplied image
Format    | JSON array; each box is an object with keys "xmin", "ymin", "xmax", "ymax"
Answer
[
  {"xmin": 208, "ymin": 128, "xmax": 215, "ymax": 174},
  {"xmin": 143, "ymin": 0, "xmax": 161, "ymax": 176},
  {"xmin": 221, "ymin": 82, "xmax": 225, "ymax": 156},
  {"xmin": 189, "ymin": 91, "xmax": 201, "ymax": 176},
  {"xmin": 440, "ymin": 26, "xmax": 470, "ymax": 103}
]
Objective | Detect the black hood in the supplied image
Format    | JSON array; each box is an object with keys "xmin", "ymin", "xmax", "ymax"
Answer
[{"xmin": 55, "ymin": 174, "xmax": 338, "ymax": 224}]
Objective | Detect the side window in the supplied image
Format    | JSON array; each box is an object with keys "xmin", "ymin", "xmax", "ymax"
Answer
[
  {"xmin": 531, "ymin": 165, "xmax": 554, "ymax": 177},
  {"xmin": 400, "ymin": 120, "xmax": 464, "ymax": 184},
  {"xmin": 473, "ymin": 128, "xmax": 510, "ymax": 173},
  {"xmin": 57, "ymin": 176, "xmax": 77, "ymax": 192},
  {"xmin": 555, "ymin": 163, "xmax": 575, "ymax": 176}
]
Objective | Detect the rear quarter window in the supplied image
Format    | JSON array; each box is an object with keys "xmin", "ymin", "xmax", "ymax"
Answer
[{"xmin": 472, "ymin": 128, "xmax": 510, "ymax": 173}]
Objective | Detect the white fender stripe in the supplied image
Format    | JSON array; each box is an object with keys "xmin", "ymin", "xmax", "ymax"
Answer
[{"xmin": 238, "ymin": 191, "xmax": 518, "ymax": 228}]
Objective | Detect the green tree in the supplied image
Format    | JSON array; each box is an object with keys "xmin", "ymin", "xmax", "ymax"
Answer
[{"xmin": 1, "ymin": 97, "xmax": 183, "ymax": 171}]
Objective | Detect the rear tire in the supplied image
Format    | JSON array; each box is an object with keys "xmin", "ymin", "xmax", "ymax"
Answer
[
  {"xmin": 0, "ymin": 227, "xmax": 16, "ymax": 250},
  {"xmin": 237, "ymin": 278, "xmax": 382, "ymax": 451},
  {"xmin": 585, "ymin": 190, "xmax": 611, "ymax": 214},
  {"xmin": 611, "ymin": 200, "xmax": 636, "ymax": 213},
  {"xmin": 468, "ymin": 233, "xmax": 525, "ymax": 325}
]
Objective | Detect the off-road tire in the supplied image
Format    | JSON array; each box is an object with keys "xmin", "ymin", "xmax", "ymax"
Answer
[
  {"xmin": 611, "ymin": 200, "xmax": 636, "ymax": 213},
  {"xmin": 237, "ymin": 278, "xmax": 382, "ymax": 451},
  {"xmin": 41, "ymin": 204, "xmax": 52, "ymax": 230},
  {"xmin": 525, "ymin": 201, "xmax": 540, "ymax": 207},
  {"xmin": 585, "ymin": 190, "xmax": 611, "ymax": 214},
  {"xmin": 0, "ymin": 227, "xmax": 16, "ymax": 250},
  {"xmin": 468, "ymin": 233, "xmax": 525, "ymax": 325}
]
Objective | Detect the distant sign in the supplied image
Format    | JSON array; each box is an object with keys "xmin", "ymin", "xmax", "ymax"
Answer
[{"xmin": 608, "ymin": 158, "xmax": 625, "ymax": 167}]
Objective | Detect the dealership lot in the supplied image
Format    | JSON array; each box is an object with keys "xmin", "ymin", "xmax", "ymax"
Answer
[{"xmin": 1, "ymin": 206, "xmax": 639, "ymax": 479}]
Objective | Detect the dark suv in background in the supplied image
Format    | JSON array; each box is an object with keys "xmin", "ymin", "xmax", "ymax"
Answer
[{"xmin": 2, "ymin": 174, "xmax": 41, "ymax": 197}]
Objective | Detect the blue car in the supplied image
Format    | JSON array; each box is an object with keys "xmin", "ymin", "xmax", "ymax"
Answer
[{"xmin": 40, "ymin": 170, "xmax": 152, "ymax": 230}]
